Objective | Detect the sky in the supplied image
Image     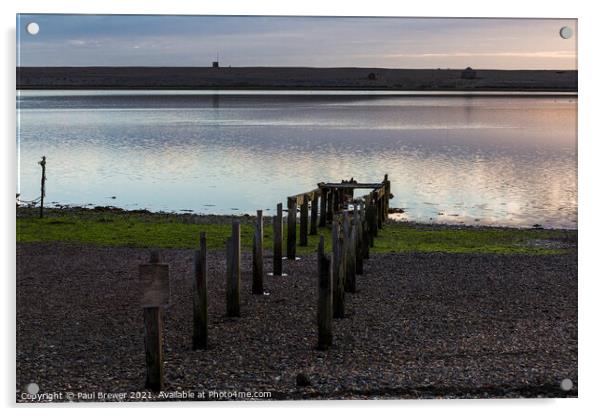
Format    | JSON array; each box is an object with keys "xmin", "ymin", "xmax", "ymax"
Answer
[{"xmin": 17, "ymin": 15, "xmax": 577, "ymax": 69}]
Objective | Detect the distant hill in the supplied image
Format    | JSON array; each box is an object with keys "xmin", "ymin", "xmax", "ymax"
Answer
[{"xmin": 16, "ymin": 67, "xmax": 577, "ymax": 92}]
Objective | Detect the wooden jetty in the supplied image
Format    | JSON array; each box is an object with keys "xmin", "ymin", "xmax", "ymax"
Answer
[
  {"xmin": 139, "ymin": 175, "xmax": 393, "ymax": 390},
  {"xmin": 286, "ymin": 175, "xmax": 391, "ymax": 259}
]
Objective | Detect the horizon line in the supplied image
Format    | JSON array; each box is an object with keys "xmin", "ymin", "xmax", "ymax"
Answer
[{"xmin": 16, "ymin": 65, "xmax": 578, "ymax": 71}]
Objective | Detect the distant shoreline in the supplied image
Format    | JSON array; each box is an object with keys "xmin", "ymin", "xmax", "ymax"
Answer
[
  {"xmin": 16, "ymin": 88, "xmax": 577, "ymax": 98},
  {"xmin": 17, "ymin": 67, "xmax": 578, "ymax": 92}
]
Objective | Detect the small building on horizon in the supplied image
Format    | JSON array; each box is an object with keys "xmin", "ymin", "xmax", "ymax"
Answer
[
  {"xmin": 212, "ymin": 61, "xmax": 219, "ymax": 68},
  {"xmin": 461, "ymin": 67, "xmax": 477, "ymax": 79}
]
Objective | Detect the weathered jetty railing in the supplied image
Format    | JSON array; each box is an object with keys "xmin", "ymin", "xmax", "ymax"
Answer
[{"xmin": 286, "ymin": 175, "xmax": 391, "ymax": 259}]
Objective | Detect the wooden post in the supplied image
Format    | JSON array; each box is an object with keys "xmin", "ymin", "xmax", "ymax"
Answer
[
  {"xmin": 143, "ymin": 307, "xmax": 164, "ymax": 391},
  {"xmin": 333, "ymin": 189, "xmax": 340, "ymax": 214},
  {"xmin": 360, "ymin": 201, "xmax": 370, "ymax": 259},
  {"xmin": 141, "ymin": 251, "xmax": 168, "ymax": 391},
  {"xmin": 384, "ymin": 174, "xmax": 391, "ymax": 218},
  {"xmin": 273, "ymin": 203, "xmax": 283, "ymax": 275},
  {"xmin": 193, "ymin": 233, "xmax": 208, "ymax": 350},
  {"xmin": 310, "ymin": 192, "xmax": 319, "ymax": 235},
  {"xmin": 226, "ymin": 222, "xmax": 241, "ymax": 317},
  {"xmin": 317, "ymin": 235, "xmax": 332, "ymax": 350},
  {"xmin": 326, "ymin": 188, "xmax": 334, "ymax": 223},
  {"xmin": 367, "ymin": 201, "xmax": 378, "ymax": 242},
  {"xmin": 287, "ymin": 198, "xmax": 297, "ymax": 259},
  {"xmin": 319, "ymin": 188, "xmax": 327, "ymax": 227},
  {"xmin": 332, "ymin": 218, "xmax": 345, "ymax": 319},
  {"xmin": 252, "ymin": 210, "xmax": 264, "ymax": 294},
  {"xmin": 38, "ymin": 156, "xmax": 46, "ymax": 219},
  {"xmin": 362, "ymin": 218, "xmax": 370, "ymax": 260},
  {"xmin": 343, "ymin": 211, "xmax": 356, "ymax": 293},
  {"xmin": 299, "ymin": 195, "xmax": 309, "ymax": 247},
  {"xmin": 377, "ymin": 197, "xmax": 383, "ymax": 229},
  {"xmin": 354, "ymin": 206, "xmax": 364, "ymax": 275},
  {"xmin": 381, "ymin": 191, "xmax": 386, "ymax": 224}
]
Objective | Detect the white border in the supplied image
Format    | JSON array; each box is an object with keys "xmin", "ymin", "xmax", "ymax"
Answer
[{"xmin": 3, "ymin": 1, "xmax": 600, "ymax": 415}]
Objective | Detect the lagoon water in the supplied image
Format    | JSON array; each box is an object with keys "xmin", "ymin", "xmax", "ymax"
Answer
[{"xmin": 17, "ymin": 90, "xmax": 577, "ymax": 228}]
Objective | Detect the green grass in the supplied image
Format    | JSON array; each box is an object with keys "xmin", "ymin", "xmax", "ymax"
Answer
[{"xmin": 16, "ymin": 209, "xmax": 576, "ymax": 255}]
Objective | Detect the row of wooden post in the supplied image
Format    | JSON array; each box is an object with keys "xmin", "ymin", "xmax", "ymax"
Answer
[
  {"xmin": 317, "ymin": 197, "xmax": 385, "ymax": 350},
  {"xmin": 142, "ymin": 176, "xmax": 391, "ymax": 390},
  {"xmin": 143, "ymin": 208, "xmax": 278, "ymax": 391}
]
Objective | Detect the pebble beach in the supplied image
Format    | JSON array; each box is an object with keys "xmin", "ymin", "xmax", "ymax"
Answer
[{"xmin": 16, "ymin": 240, "xmax": 577, "ymax": 401}]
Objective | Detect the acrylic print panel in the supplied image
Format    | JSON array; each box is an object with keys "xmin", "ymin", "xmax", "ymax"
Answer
[{"xmin": 16, "ymin": 14, "xmax": 577, "ymax": 402}]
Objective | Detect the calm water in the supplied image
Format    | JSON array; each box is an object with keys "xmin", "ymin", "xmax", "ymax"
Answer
[{"xmin": 17, "ymin": 90, "xmax": 577, "ymax": 229}]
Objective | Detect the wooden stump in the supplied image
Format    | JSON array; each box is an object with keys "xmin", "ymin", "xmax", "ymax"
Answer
[
  {"xmin": 332, "ymin": 218, "xmax": 345, "ymax": 319},
  {"xmin": 354, "ymin": 208, "xmax": 364, "ymax": 275},
  {"xmin": 300, "ymin": 196, "xmax": 309, "ymax": 247},
  {"xmin": 273, "ymin": 203, "xmax": 283, "ymax": 275},
  {"xmin": 327, "ymin": 188, "xmax": 335, "ymax": 223},
  {"xmin": 343, "ymin": 211, "xmax": 356, "ymax": 293},
  {"xmin": 310, "ymin": 192, "xmax": 319, "ymax": 235},
  {"xmin": 141, "ymin": 251, "xmax": 167, "ymax": 391},
  {"xmin": 226, "ymin": 222, "xmax": 241, "ymax": 317},
  {"xmin": 287, "ymin": 198, "xmax": 297, "ymax": 259},
  {"xmin": 384, "ymin": 174, "xmax": 391, "ymax": 217},
  {"xmin": 38, "ymin": 156, "xmax": 46, "ymax": 219},
  {"xmin": 377, "ymin": 197, "xmax": 383, "ymax": 229},
  {"xmin": 368, "ymin": 201, "xmax": 378, "ymax": 240},
  {"xmin": 362, "ymin": 219, "xmax": 370, "ymax": 259},
  {"xmin": 193, "ymin": 232, "xmax": 208, "ymax": 350},
  {"xmin": 333, "ymin": 190, "xmax": 340, "ymax": 214},
  {"xmin": 143, "ymin": 306, "xmax": 164, "ymax": 391},
  {"xmin": 319, "ymin": 188, "xmax": 327, "ymax": 227},
  {"xmin": 252, "ymin": 210, "xmax": 264, "ymax": 294},
  {"xmin": 317, "ymin": 235, "xmax": 332, "ymax": 349}
]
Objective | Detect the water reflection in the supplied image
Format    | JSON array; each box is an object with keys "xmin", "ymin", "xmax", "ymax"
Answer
[{"xmin": 17, "ymin": 92, "xmax": 577, "ymax": 228}]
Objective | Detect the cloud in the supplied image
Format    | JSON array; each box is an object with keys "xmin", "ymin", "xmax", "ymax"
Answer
[
  {"xmin": 17, "ymin": 15, "xmax": 577, "ymax": 69},
  {"xmin": 378, "ymin": 51, "xmax": 576, "ymax": 59}
]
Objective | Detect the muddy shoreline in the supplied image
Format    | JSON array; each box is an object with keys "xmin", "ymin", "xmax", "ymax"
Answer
[{"xmin": 16, "ymin": 205, "xmax": 577, "ymax": 232}]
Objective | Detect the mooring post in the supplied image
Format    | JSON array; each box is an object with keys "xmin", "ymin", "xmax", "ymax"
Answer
[
  {"xmin": 38, "ymin": 156, "xmax": 46, "ymax": 219},
  {"xmin": 310, "ymin": 192, "xmax": 319, "ymax": 235},
  {"xmin": 384, "ymin": 174, "xmax": 391, "ymax": 217},
  {"xmin": 252, "ymin": 210, "xmax": 264, "ymax": 294},
  {"xmin": 143, "ymin": 307, "xmax": 164, "ymax": 391},
  {"xmin": 333, "ymin": 189, "xmax": 340, "ymax": 214},
  {"xmin": 361, "ymin": 201, "xmax": 370, "ymax": 259},
  {"xmin": 381, "ymin": 191, "xmax": 386, "ymax": 224},
  {"xmin": 332, "ymin": 218, "xmax": 345, "ymax": 319},
  {"xmin": 226, "ymin": 222, "xmax": 241, "ymax": 317},
  {"xmin": 377, "ymin": 196, "xmax": 384, "ymax": 229},
  {"xmin": 317, "ymin": 235, "xmax": 333, "ymax": 349},
  {"xmin": 273, "ymin": 203, "xmax": 283, "ymax": 275},
  {"xmin": 372, "ymin": 192, "xmax": 382, "ymax": 231},
  {"xmin": 354, "ymin": 205, "xmax": 364, "ymax": 275},
  {"xmin": 319, "ymin": 188, "xmax": 327, "ymax": 227},
  {"xmin": 359, "ymin": 201, "xmax": 369, "ymax": 259},
  {"xmin": 193, "ymin": 232, "xmax": 208, "ymax": 350},
  {"xmin": 141, "ymin": 250, "xmax": 169, "ymax": 392},
  {"xmin": 327, "ymin": 188, "xmax": 334, "ymax": 223},
  {"xmin": 300, "ymin": 195, "xmax": 309, "ymax": 247},
  {"xmin": 343, "ymin": 211, "xmax": 356, "ymax": 293},
  {"xmin": 287, "ymin": 198, "xmax": 297, "ymax": 259},
  {"xmin": 368, "ymin": 199, "xmax": 378, "ymax": 242}
]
